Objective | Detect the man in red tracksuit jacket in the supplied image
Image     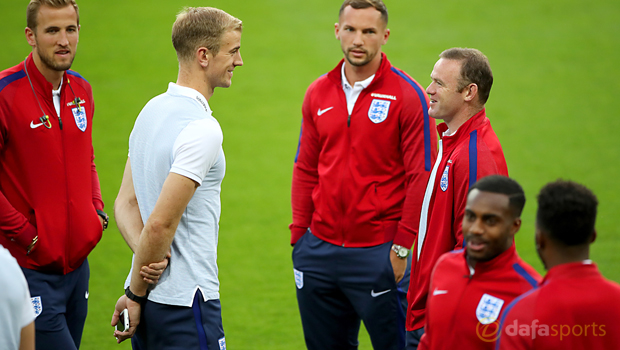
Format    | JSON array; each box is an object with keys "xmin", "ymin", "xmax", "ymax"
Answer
[
  {"xmin": 290, "ymin": 1, "xmax": 437, "ymax": 349},
  {"xmin": 0, "ymin": 1, "xmax": 107, "ymax": 349},
  {"xmin": 406, "ymin": 48, "xmax": 509, "ymax": 349},
  {"xmin": 419, "ymin": 175, "xmax": 541, "ymax": 350},
  {"xmin": 497, "ymin": 180, "xmax": 620, "ymax": 349}
]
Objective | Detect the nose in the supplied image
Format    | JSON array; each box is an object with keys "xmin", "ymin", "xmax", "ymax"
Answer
[
  {"xmin": 58, "ymin": 30, "xmax": 70, "ymax": 46},
  {"xmin": 234, "ymin": 51, "xmax": 243, "ymax": 67},
  {"xmin": 468, "ymin": 219, "xmax": 484, "ymax": 235},
  {"xmin": 426, "ymin": 82, "xmax": 434, "ymax": 95},
  {"xmin": 352, "ymin": 30, "xmax": 363, "ymax": 46}
]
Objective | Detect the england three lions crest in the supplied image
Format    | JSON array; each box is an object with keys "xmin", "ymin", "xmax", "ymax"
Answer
[
  {"xmin": 368, "ymin": 99, "xmax": 391, "ymax": 124},
  {"xmin": 72, "ymin": 106, "xmax": 87, "ymax": 132},
  {"xmin": 476, "ymin": 293, "xmax": 505, "ymax": 324}
]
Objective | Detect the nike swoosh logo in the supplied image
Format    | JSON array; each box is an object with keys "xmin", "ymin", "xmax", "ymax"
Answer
[
  {"xmin": 433, "ymin": 289, "xmax": 448, "ymax": 296},
  {"xmin": 371, "ymin": 289, "xmax": 391, "ymax": 297},
  {"xmin": 30, "ymin": 121, "xmax": 45, "ymax": 129},
  {"xmin": 85, "ymin": 291, "xmax": 89, "ymax": 299},
  {"xmin": 317, "ymin": 106, "xmax": 334, "ymax": 116}
]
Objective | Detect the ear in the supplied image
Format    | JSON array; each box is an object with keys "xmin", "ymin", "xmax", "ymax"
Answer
[
  {"xmin": 382, "ymin": 28, "xmax": 390, "ymax": 45},
  {"xmin": 334, "ymin": 22, "xmax": 340, "ymax": 40},
  {"xmin": 590, "ymin": 230, "xmax": 597, "ymax": 243},
  {"xmin": 25, "ymin": 27, "xmax": 36, "ymax": 48},
  {"xmin": 463, "ymin": 83, "xmax": 478, "ymax": 103},
  {"xmin": 535, "ymin": 228, "xmax": 545, "ymax": 251},
  {"xmin": 196, "ymin": 47, "xmax": 210, "ymax": 68},
  {"xmin": 510, "ymin": 217, "xmax": 522, "ymax": 236}
]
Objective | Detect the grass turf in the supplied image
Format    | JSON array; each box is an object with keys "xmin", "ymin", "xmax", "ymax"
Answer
[{"xmin": 1, "ymin": 0, "xmax": 619, "ymax": 348}]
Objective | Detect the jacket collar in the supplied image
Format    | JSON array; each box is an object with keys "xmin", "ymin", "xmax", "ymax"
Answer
[
  {"xmin": 542, "ymin": 261, "xmax": 600, "ymax": 285},
  {"xmin": 438, "ymin": 108, "xmax": 488, "ymax": 144},
  {"xmin": 24, "ymin": 52, "xmax": 68, "ymax": 100}
]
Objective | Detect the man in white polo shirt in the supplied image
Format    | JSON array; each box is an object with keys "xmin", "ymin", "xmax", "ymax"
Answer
[{"xmin": 110, "ymin": 7, "xmax": 243, "ymax": 349}]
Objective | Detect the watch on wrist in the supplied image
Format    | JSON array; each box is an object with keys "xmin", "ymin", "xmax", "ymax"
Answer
[
  {"xmin": 392, "ymin": 244, "xmax": 409, "ymax": 259},
  {"xmin": 96, "ymin": 209, "xmax": 109, "ymax": 231},
  {"xmin": 125, "ymin": 286, "xmax": 148, "ymax": 306}
]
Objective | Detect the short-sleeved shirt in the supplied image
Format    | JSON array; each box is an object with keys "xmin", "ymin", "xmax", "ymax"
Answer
[
  {"xmin": 0, "ymin": 245, "xmax": 35, "ymax": 350},
  {"xmin": 125, "ymin": 83, "xmax": 225, "ymax": 307}
]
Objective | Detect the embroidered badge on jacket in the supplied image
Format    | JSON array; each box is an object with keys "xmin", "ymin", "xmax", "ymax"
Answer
[
  {"xmin": 368, "ymin": 99, "xmax": 390, "ymax": 124},
  {"xmin": 440, "ymin": 165, "xmax": 450, "ymax": 191},
  {"xmin": 72, "ymin": 106, "xmax": 87, "ymax": 132},
  {"xmin": 476, "ymin": 293, "xmax": 505, "ymax": 324}
]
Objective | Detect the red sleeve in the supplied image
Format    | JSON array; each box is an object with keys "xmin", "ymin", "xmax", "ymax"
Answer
[
  {"xmin": 290, "ymin": 83, "xmax": 319, "ymax": 245},
  {"xmin": 394, "ymin": 80, "xmax": 437, "ymax": 249},
  {"xmin": 0, "ymin": 103, "xmax": 37, "ymax": 250},
  {"xmin": 89, "ymin": 94, "xmax": 104, "ymax": 211}
]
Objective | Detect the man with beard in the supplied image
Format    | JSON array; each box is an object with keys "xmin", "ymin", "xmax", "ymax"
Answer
[
  {"xmin": 290, "ymin": 0, "xmax": 437, "ymax": 348},
  {"xmin": 0, "ymin": 1, "xmax": 108, "ymax": 349}
]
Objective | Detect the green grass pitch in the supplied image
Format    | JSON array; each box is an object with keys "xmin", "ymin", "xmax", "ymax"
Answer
[{"xmin": 1, "ymin": 0, "xmax": 619, "ymax": 349}]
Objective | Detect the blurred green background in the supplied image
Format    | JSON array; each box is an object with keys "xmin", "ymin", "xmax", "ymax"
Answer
[{"xmin": 1, "ymin": 0, "xmax": 619, "ymax": 349}]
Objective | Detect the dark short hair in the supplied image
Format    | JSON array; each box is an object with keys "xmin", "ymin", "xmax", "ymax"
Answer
[
  {"xmin": 27, "ymin": 0, "xmax": 79, "ymax": 30},
  {"xmin": 339, "ymin": 0, "xmax": 388, "ymax": 25},
  {"xmin": 536, "ymin": 180, "xmax": 598, "ymax": 246},
  {"xmin": 439, "ymin": 47, "xmax": 493, "ymax": 105},
  {"xmin": 469, "ymin": 175, "xmax": 526, "ymax": 217}
]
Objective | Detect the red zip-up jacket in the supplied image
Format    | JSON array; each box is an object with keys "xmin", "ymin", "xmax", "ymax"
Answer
[
  {"xmin": 291, "ymin": 53, "xmax": 437, "ymax": 248},
  {"xmin": 419, "ymin": 246, "xmax": 541, "ymax": 350},
  {"xmin": 407, "ymin": 110, "xmax": 508, "ymax": 330},
  {"xmin": 497, "ymin": 262, "xmax": 620, "ymax": 350},
  {"xmin": 0, "ymin": 53, "xmax": 104, "ymax": 274}
]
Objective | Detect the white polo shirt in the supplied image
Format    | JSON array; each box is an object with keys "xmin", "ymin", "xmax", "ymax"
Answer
[
  {"xmin": 126, "ymin": 83, "xmax": 225, "ymax": 307},
  {"xmin": 0, "ymin": 245, "xmax": 35, "ymax": 350}
]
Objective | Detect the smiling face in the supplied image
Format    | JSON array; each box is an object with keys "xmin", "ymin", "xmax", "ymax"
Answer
[
  {"xmin": 426, "ymin": 58, "xmax": 468, "ymax": 123},
  {"xmin": 26, "ymin": 5, "xmax": 79, "ymax": 76},
  {"xmin": 335, "ymin": 5, "xmax": 389, "ymax": 68},
  {"xmin": 463, "ymin": 189, "xmax": 521, "ymax": 266},
  {"xmin": 206, "ymin": 29, "xmax": 243, "ymax": 90}
]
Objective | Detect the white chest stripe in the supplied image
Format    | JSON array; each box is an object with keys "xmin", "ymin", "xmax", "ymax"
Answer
[{"xmin": 417, "ymin": 140, "xmax": 443, "ymax": 260}]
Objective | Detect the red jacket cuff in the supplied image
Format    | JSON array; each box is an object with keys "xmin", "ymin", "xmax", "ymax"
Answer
[
  {"xmin": 289, "ymin": 224, "xmax": 308, "ymax": 246},
  {"xmin": 12, "ymin": 222, "xmax": 38, "ymax": 251},
  {"xmin": 393, "ymin": 223, "xmax": 416, "ymax": 249}
]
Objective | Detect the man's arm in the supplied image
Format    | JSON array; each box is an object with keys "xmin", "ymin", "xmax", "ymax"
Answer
[
  {"xmin": 113, "ymin": 172, "xmax": 197, "ymax": 342},
  {"xmin": 114, "ymin": 157, "xmax": 169, "ymax": 284},
  {"xmin": 19, "ymin": 321, "xmax": 34, "ymax": 350},
  {"xmin": 129, "ymin": 172, "xmax": 198, "ymax": 296},
  {"xmin": 290, "ymin": 85, "xmax": 320, "ymax": 245},
  {"xmin": 114, "ymin": 157, "xmax": 143, "ymax": 252}
]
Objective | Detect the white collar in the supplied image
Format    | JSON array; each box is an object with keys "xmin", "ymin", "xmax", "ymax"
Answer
[
  {"xmin": 341, "ymin": 63, "xmax": 374, "ymax": 90},
  {"xmin": 167, "ymin": 82, "xmax": 211, "ymax": 114}
]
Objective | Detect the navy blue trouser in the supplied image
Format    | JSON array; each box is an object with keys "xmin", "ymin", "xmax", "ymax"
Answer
[
  {"xmin": 21, "ymin": 259, "xmax": 90, "ymax": 350},
  {"xmin": 132, "ymin": 290, "xmax": 225, "ymax": 350},
  {"xmin": 293, "ymin": 230, "xmax": 411, "ymax": 350},
  {"xmin": 405, "ymin": 327, "xmax": 425, "ymax": 350}
]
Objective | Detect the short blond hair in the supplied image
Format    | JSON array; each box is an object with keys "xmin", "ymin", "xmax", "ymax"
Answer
[
  {"xmin": 172, "ymin": 7, "xmax": 242, "ymax": 63},
  {"xmin": 27, "ymin": 0, "xmax": 79, "ymax": 30}
]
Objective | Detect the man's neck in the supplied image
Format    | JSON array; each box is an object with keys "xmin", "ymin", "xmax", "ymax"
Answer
[
  {"xmin": 444, "ymin": 105, "xmax": 483, "ymax": 135},
  {"xmin": 544, "ymin": 246, "xmax": 590, "ymax": 270},
  {"xmin": 343, "ymin": 55, "xmax": 381, "ymax": 86},
  {"xmin": 177, "ymin": 66, "xmax": 213, "ymax": 101},
  {"xmin": 32, "ymin": 53, "xmax": 64, "ymax": 90}
]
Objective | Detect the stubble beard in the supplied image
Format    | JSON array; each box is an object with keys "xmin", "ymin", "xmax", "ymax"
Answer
[{"xmin": 36, "ymin": 44, "xmax": 74, "ymax": 72}]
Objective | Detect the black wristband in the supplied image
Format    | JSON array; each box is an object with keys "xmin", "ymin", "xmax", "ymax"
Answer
[
  {"xmin": 96, "ymin": 209, "xmax": 109, "ymax": 231},
  {"xmin": 125, "ymin": 286, "xmax": 148, "ymax": 306}
]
